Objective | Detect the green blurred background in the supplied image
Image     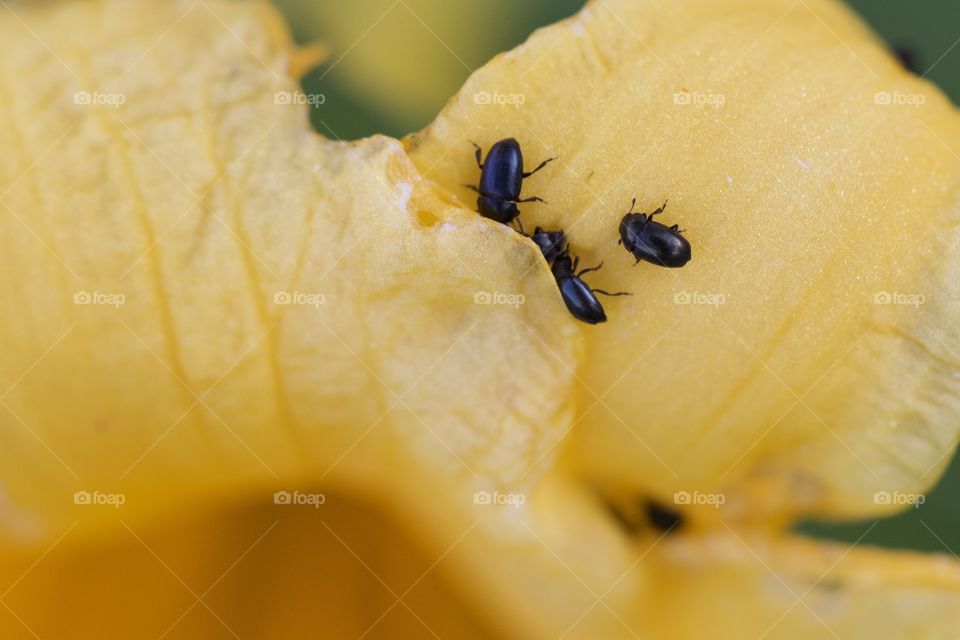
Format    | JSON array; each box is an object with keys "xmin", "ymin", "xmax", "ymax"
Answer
[{"xmin": 271, "ymin": 0, "xmax": 960, "ymax": 553}]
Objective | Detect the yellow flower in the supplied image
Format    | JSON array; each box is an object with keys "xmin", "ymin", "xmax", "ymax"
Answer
[{"xmin": 1, "ymin": 0, "xmax": 959, "ymax": 638}]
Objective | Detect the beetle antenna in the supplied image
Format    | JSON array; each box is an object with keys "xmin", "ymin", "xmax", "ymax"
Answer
[
  {"xmin": 650, "ymin": 200, "xmax": 669, "ymax": 218},
  {"xmin": 593, "ymin": 289, "xmax": 632, "ymax": 297},
  {"xmin": 578, "ymin": 261, "xmax": 604, "ymax": 277}
]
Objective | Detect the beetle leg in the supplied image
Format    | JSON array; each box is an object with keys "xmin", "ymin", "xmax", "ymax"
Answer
[
  {"xmin": 468, "ymin": 141, "xmax": 484, "ymax": 169},
  {"xmin": 463, "ymin": 184, "xmax": 480, "ymax": 193},
  {"xmin": 593, "ymin": 289, "xmax": 632, "ymax": 297},
  {"xmin": 578, "ymin": 261, "xmax": 604, "ymax": 276},
  {"xmin": 511, "ymin": 217, "xmax": 526, "ymax": 234},
  {"xmin": 522, "ymin": 156, "xmax": 557, "ymax": 178},
  {"xmin": 516, "ymin": 196, "xmax": 547, "ymax": 204}
]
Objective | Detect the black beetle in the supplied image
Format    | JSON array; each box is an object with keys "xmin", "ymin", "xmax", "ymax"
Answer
[
  {"xmin": 530, "ymin": 226, "xmax": 567, "ymax": 264},
  {"xmin": 618, "ymin": 198, "xmax": 691, "ymax": 268},
  {"xmin": 552, "ymin": 253, "xmax": 630, "ymax": 324},
  {"xmin": 530, "ymin": 227, "xmax": 629, "ymax": 324},
  {"xmin": 466, "ymin": 138, "xmax": 555, "ymax": 231}
]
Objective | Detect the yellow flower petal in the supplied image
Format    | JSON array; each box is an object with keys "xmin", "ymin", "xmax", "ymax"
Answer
[
  {"xmin": 0, "ymin": 0, "xmax": 577, "ymax": 534},
  {"xmin": 6, "ymin": 499, "xmax": 960, "ymax": 639},
  {"xmin": 407, "ymin": 0, "xmax": 960, "ymax": 522},
  {"xmin": 3, "ymin": 0, "xmax": 960, "ymax": 639},
  {"xmin": 636, "ymin": 529, "xmax": 960, "ymax": 639}
]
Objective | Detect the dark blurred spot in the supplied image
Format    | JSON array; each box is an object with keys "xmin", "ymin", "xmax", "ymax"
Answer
[
  {"xmin": 604, "ymin": 496, "xmax": 684, "ymax": 534},
  {"xmin": 644, "ymin": 500, "xmax": 684, "ymax": 533},
  {"xmin": 894, "ymin": 45, "xmax": 919, "ymax": 74}
]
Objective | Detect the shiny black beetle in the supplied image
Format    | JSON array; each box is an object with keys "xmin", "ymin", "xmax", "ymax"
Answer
[
  {"xmin": 467, "ymin": 138, "xmax": 555, "ymax": 231},
  {"xmin": 618, "ymin": 198, "xmax": 691, "ymax": 268},
  {"xmin": 531, "ymin": 228, "xmax": 629, "ymax": 325}
]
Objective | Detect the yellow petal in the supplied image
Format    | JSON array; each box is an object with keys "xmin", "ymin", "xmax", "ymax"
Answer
[
  {"xmin": 6, "ymin": 498, "xmax": 960, "ymax": 639},
  {"xmin": 635, "ymin": 528, "xmax": 960, "ymax": 639},
  {"xmin": 406, "ymin": 0, "xmax": 960, "ymax": 522},
  {"xmin": 0, "ymin": 499, "xmax": 492, "ymax": 639},
  {"xmin": 4, "ymin": 0, "xmax": 960, "ymax": 639},
  {"xmin": 0, "ymin": 0, "xmax": 578, "ymax": 534}
]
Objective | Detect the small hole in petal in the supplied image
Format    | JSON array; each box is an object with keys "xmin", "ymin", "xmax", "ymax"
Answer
[{"xmin": 417, "ymin": 210, "xmax": 440, "ymax": 227}]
